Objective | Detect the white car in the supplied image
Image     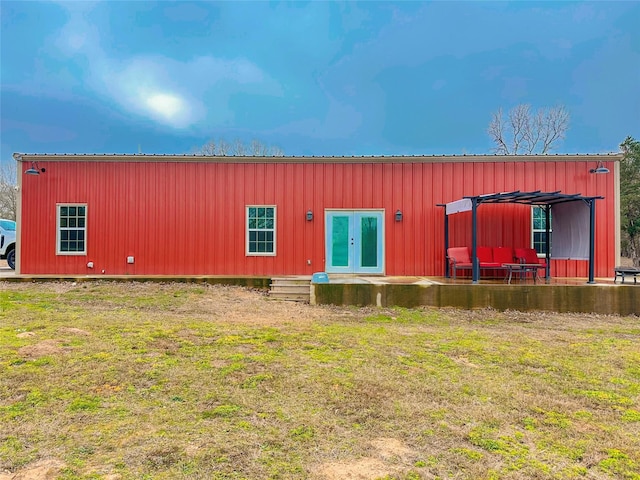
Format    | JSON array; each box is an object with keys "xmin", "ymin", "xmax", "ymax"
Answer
[{"xmin": 0, "ymin": 219, "xmax": 16, "ymax": 270}]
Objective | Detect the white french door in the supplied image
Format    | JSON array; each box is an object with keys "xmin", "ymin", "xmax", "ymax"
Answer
[{"xmin": 325, "ymin": 210, "xmax": 384, "ymax": 274}]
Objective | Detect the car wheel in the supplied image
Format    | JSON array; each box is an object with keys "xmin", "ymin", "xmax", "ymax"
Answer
[{"xmin": 7, "ymin": 248, "xmax": 15, "ymax": 270}]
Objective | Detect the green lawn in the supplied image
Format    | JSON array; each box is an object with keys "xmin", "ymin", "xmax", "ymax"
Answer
[{"xmin": 0, "ymin": 281, "xmax": 639, "ymax": 479}]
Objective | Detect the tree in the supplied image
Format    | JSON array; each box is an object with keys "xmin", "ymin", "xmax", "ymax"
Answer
[
  {"xmin": 620, "ymin": 136, "xmax": 640, "ymax": 266},
  {"xmin": 0, "ymin": 161, "xmax": 17, "ymax": 220},
  {"xmin": 488, "ymin": 104, "xmax": 569, "ymax": 154},
  {"xmin": 194, "ymin": 138, "xmax": 284, "ymax": 156}
]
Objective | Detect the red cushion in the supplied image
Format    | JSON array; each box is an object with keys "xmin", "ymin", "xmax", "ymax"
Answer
[
  {"xmin": 493, "ymin": 247, "xmax": 514, "ymax": 264},
  {"xmin": 476, "ymin": 246, "xmax": 494, "ymax": 264},
  {"xmin": 515, "ymin": 248, "xmax": 547, "ymax": 266},
  {"xmin": 448, "ymin": 247, "xmax": 471, "ymax": 264}
]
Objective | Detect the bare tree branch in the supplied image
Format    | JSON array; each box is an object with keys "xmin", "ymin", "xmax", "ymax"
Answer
[
  {"xmin": 232, "ymin": 139, "xmax": 246, "ymax": 156},
  {"xmin": 250, "ymin": 139, "xmax": 264, "ymax": 156},
  {"xmin": 198, "ymin": 140, "xmax": 217, "ymax": 156},
  {"xmin": 523, "ymin": 110, "xmax": 543, "ymax": 154},
  {"xmin": 539, "ymin": 105, "xmax": 569, "ymax": 153},
  {"xmin": 194, "ymin": 138, "xmax": 283, "ymax": 156},
  {"xmin": 488, "ymin": 108, "xmax": 510, "ymax": 154},
  {"xmin": 509, "ymin": 104, "xmax": 531, "ymax": 154},
  {"xmin": 488, "ymin": 104, "xmax": 569, "ymax": 155},
  {"xmin": 218, "ymin": 139, "xmax": 230, "ymax": 156},
  {"xmin": 0, "ymin": 161, "xmax": 17, "ymax": 220}
]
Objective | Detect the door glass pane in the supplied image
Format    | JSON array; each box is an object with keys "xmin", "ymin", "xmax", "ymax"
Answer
[
  {"xmin": 332, "ymin": 216, "xmax": 349, "ymax": 267},
  {"xmin": 360, "ymin": 216, "xmax": 378, "ymax": 267}
]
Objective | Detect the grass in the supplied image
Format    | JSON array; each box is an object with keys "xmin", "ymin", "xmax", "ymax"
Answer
[{"xmin": 0, "ymin": 281, "xmax": 638, "ymax": 479}]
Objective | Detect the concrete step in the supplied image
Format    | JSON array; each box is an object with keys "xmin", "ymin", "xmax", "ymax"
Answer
[
  {"xmin": 269, "ymin": 291, "xmax": 311, "ymax": 302},
  {"xmin": 271, "ymin": 278, "xmax": 312, "ymax": 285},
  {"xmin": 269, "ymin": 277, "xmax": 311, "ymax": 302},
  {"xmin": 270, "ymin": 285, "xmax": 311, "ymax": 294}
]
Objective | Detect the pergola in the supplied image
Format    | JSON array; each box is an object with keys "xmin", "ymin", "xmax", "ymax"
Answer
[{"xmin": 440, "ymin": 190, "xmax": 604, "ymax": 284}]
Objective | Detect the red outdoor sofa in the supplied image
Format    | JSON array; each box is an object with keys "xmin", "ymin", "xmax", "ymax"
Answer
[{"xmin": 447, "ymin": 246, "xmax": 547, "ymax": 280}]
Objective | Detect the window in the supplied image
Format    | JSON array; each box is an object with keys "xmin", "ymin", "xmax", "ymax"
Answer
[
  {"xmin": 246, "ymin": 206, "xmax": 276, "ymax": 255},
  {"xmin": 57, "ymin": 204, "xmax": 87, "ymax": 254},
  {"xmin": 532, "ymin": 206, "xmax": 551, "ymax": 255}
]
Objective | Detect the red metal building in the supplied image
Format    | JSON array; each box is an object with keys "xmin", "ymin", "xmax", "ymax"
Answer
[{"xmin": 13, "ymin": 153, "xmax": 621, "ymax": 278}]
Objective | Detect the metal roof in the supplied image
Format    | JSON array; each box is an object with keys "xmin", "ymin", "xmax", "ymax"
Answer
[
  {"xmin": 12, "ymin": 152, "xmax": 623, "ymax": 166},
  {"xmin": 13, "ymin": 152, "xmax": 621, "ymax": 159},
  {"xmin": 467, "ymin": 190, "xmax": 603, "ymax": 206}
]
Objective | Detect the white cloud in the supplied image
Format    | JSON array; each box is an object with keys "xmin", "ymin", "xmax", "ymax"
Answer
[
  {"xmin": 107, "ymin": 55, "xmax": 279, "ymax": 129},
  {"xmin": 52, "ymin": 1, "xmax": 100, "ymax": 56},
  {"xmin": 146, "ymin": 94, "xmax": 183, "ymax": 120},
  {"xmin": 94, "ymin": 56, "xmax": 201, "ymax": 129},
  {"xmin": 185, "ymin": 56, "xmax": 281, "ymax": 91},
  {"xmin": 92, "ymin": 54, "xmax": 281, "ymax": 129},
  {"xmin": 48, "ymin": 3, "xmax": 281, "ymax": 130}
]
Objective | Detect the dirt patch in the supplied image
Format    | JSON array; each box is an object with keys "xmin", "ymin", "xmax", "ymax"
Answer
[
  {"xmin": 450, "ymin": 355, "xmax": 480, "ymax": 368},
  {"xmin": 16, "ymin": 332, "xmax": 36, "ymax": 339},
  {"xmin": 0, "ymin": 459, "xmax": 65, "ymax": 480},
  {"xmin": 59, "ymin": 327, "xmax": 90, "ymax": 336},
  {"xmin": 18, "ymin": 340, "xmax": 65, "ymax": 359},
  {"xmin": 318, "ymin": 457, "xmax": 391, "ymax": 480},
  {"xmin": 369, "ymin": 437, "xmax": 416, "ymax": 460},
  {"xmin": 318, "ymin": 437, "xmax": 415, "ymax": 479}
]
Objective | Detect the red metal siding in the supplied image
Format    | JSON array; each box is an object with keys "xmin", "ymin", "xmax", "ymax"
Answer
[{"xmin": 19, "ymin": 159, "xmax": 617, "ymax": 278}]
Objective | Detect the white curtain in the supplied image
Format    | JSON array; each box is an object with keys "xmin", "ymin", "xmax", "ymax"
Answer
[{"xmin": 552, "ymin": 201, "xmax": 590, "ymax": 260}]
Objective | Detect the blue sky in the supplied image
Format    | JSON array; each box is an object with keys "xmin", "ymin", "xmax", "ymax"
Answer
[{"xmin": 1, "ymin": 1, "xmax": 639, "ymax": 162}]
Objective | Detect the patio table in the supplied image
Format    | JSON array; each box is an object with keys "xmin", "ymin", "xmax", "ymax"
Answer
[{"xmin": 502, "ymin": 263, "xmax": 545, "ymax": 284}]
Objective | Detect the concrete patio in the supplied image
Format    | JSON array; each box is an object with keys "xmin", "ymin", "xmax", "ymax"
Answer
[{"xmin": 311, "ymin": 275, "xmax": 639, "ymax": 315}]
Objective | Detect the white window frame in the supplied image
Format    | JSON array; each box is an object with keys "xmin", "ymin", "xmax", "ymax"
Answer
[
  {"xmin": 246, "ymin": 205, "xmax": 276, "ymax": 256},
  {"xmin": 57, "ymin": 204, "xmax": 87, "ymax": 255},
  {"xmin": 531, "ymin": 206, "xmax": 551, "ymax": 257}
]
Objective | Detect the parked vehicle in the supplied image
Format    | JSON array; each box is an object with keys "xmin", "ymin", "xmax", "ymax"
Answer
[{"xmin": 0, "ymin": 219, "xmax": 16, "ymax": 270}]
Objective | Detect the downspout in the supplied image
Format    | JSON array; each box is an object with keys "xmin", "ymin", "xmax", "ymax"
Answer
[
  {"xmin": 12, "ymin": 153, "xmax": 23, "ymax": 275},
  {"xmin": 587, "ymin": 199, "xmax": 596, "ymax": 284},
  {"xmin": 444, "ymin": 207, "xmax": 449, "ymax": 278},
  {"xmin": 472, "ymin": 197, "xmax": 479, "ymax": 283},
  {"xmin": 545, "ymin": 204, "xmax": 551, "ymax": 281},
  {"xmin": 613, "ymin": 159, "xmax": 621, "ymax": 267}
]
